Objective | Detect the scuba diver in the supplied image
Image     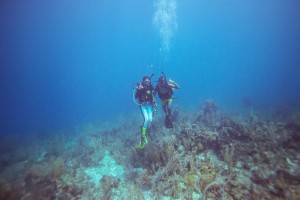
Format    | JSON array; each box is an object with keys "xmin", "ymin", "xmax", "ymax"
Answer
[
  {"xmin": 154, "ymin": 72, "xmax": 180, "ymax": 128},
  {"xmin": 134, "ymin": 75, "xmax": 156, "ymax": 149}
]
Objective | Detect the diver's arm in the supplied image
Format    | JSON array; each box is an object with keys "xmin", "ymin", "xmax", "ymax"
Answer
[
  {"xmin": 135, "ymin": 83, "xmax": 143, "ymax": 98},
  {"xmin": 168, "ymin": 79, "xmax": 180, "ymax": 89},
  {"xmin": 135, "ymin": 89, "xmax": 140, "ymax": 98}
]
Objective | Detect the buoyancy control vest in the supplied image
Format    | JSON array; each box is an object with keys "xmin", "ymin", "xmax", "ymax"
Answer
[
  {"xmin": 156, "ymin": 84, "xmax": 173, "ymax": 99},
  {"xmin": 135, "ymin": 85, "xmax": 154, "ymax": 104}
]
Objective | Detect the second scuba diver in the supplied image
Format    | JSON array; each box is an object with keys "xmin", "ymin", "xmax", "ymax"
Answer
[
  {"xmin": 134, "ymin": 75, "xmax": 156, "ymax": 149},
  {"xmin": 154, "ymin": 73, "xmax": 180, "ymax": 128}
]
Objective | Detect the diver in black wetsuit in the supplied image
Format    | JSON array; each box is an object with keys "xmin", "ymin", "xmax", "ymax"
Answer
[{"xmin": 154, "ymin": 73, "xmax": 179, "ymax": 128}]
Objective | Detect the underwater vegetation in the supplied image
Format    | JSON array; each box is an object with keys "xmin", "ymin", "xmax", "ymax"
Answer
[{"xmin": 0, "ymin": 100, "xmax": 300, "ymax": 199}]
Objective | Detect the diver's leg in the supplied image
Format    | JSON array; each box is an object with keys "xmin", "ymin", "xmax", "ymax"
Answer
[
  {"xmin": 147, "ymin": 105, "xmax": 153, "ymax": 124},
  {"xmin": 138, "ymin": 106, "xmax": 149, "ymax": 148},
  {"xmin": 165, "ymin": 100, "xmax": 173, "ymax": 128},
  {"xmin": 162, "ymin": 105, "xmax": 167, "ymax": 114},
  {"xmin": 166, "ymin": 102, "xmax": 172, "ymax": 117},
  {"xmin": 140, "ymin": 105, "xmax": 149, "ymax": 128},
  {"xmin": 161, "ymin": 99, "xmax": 167, "ymax": 114},
  {"xmin": 162, "ymin": 99, "xmax": 168, "ymax": 125}
]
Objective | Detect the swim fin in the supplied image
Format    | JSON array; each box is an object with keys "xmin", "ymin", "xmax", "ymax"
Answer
[{"xmin": 165, "ymin": 116, "xmax": 173, "ymax": 128}]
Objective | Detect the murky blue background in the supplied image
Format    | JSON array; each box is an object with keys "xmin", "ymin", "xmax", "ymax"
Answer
[{"xmin": 1, "ymin": 0, "xmax": 299, "ymax": 134}]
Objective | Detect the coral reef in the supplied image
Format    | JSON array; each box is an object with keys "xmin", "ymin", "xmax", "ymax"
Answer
[{"xmin": 0, "ymin": 100, "xmax": 300, "ymax": 199}]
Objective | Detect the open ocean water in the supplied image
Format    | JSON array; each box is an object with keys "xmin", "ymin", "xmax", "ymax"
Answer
[{"xmin": 0, "ymin": 0, "xmax": 300, "ymax": 199}]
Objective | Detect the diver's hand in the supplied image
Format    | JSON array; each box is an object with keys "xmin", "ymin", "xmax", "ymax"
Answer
[
  {"xmin": 169, "ymin": 78, "xmax": 175, "ymax": 83},
  {"xmin": 136, "ymin": 83, "xmax": 143, "ymax": 89},
  {"xmin": 168, "ymin": 79, "xmax": 180, "ymax": 89}
]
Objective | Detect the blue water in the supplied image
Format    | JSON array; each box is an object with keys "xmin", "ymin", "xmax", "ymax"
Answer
[{"xmin": 1, "ymin": 0, "xmax": 300, "ymax": 134}]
